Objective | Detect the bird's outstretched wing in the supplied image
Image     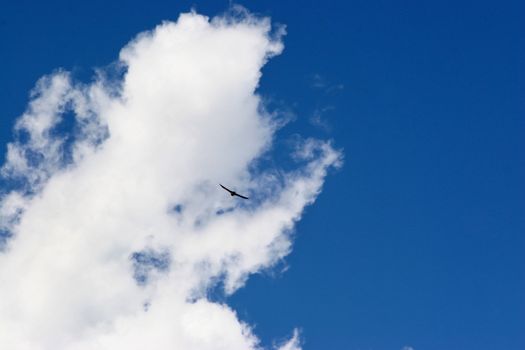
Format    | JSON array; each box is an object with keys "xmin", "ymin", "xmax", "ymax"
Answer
[
  {"xmin": 220, "ymin": 184, "xmax": 233, "ymax": 194},
  {"xmin": 235, "ymin": 193, "xmax": 249, "ymax": 200}
]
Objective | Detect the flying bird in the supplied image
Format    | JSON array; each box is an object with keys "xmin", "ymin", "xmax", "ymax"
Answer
[{"xmin": 220, "ymin": 184, "xmax": 249, "ymax": 199}]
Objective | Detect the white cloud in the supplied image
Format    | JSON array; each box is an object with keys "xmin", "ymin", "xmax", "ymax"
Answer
[
  {"xmin": 309, "ymin": 73, "xmax": 344, "ymax": 93},
  {"xmin": 310, "ymin": 105, "xmax": 334, "ymax": 131},
  {"xmin": 0, "ymin": 9, "xmax": 341, "ymax": 350},
  {"xmin": 274, "ymin": 329, "xmax": 302, "ymax": 350}
]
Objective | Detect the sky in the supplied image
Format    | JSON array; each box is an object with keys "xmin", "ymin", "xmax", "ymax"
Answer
[{"xmin": 0, "ymin": 1, "xmax": 524, "ymax": 350}]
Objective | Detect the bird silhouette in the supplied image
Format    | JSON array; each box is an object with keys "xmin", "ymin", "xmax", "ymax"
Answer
[{"xmin": 220, "ymin": 184, "xmax": 249, "ymax": 199}]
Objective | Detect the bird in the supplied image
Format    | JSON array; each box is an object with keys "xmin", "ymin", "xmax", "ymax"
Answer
[{"xmin": 220, "ymin": 184, "xmax": 249, "ymax": 199}]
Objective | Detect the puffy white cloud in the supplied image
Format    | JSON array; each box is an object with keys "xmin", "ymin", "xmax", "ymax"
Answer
[{"xmin": 0, "ymin": 9, "xmax": 341, "ymax": 350}]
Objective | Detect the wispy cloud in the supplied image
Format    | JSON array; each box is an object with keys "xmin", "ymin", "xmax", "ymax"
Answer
[
  {"xmin": 274, "ymin": 329, "xmax": 302, "ymax": 350},
  {"xmin": 310, "ymin": 105, "xmax": 335, "ymax": 131},
  {"xmin": 310, "ymin": 73, "xmax": 344, "ymax": 93},
  {"xmin": 307, "ymin": 74, "xmax": 343, "ymax": 132},
  {"xmin": 0, "ymin": 9, "xmax": 341, "ymax": 349}
]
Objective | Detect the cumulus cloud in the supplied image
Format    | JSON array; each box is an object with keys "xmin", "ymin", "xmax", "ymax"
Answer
[{"xmin": 0, "ymin": 9, "xmax": 341, "ymax": 350}]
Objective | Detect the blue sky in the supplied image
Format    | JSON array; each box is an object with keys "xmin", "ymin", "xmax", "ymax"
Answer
[{"xmin": 1, "ymin": 1, "xmax": 524, "ymax": 349}]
